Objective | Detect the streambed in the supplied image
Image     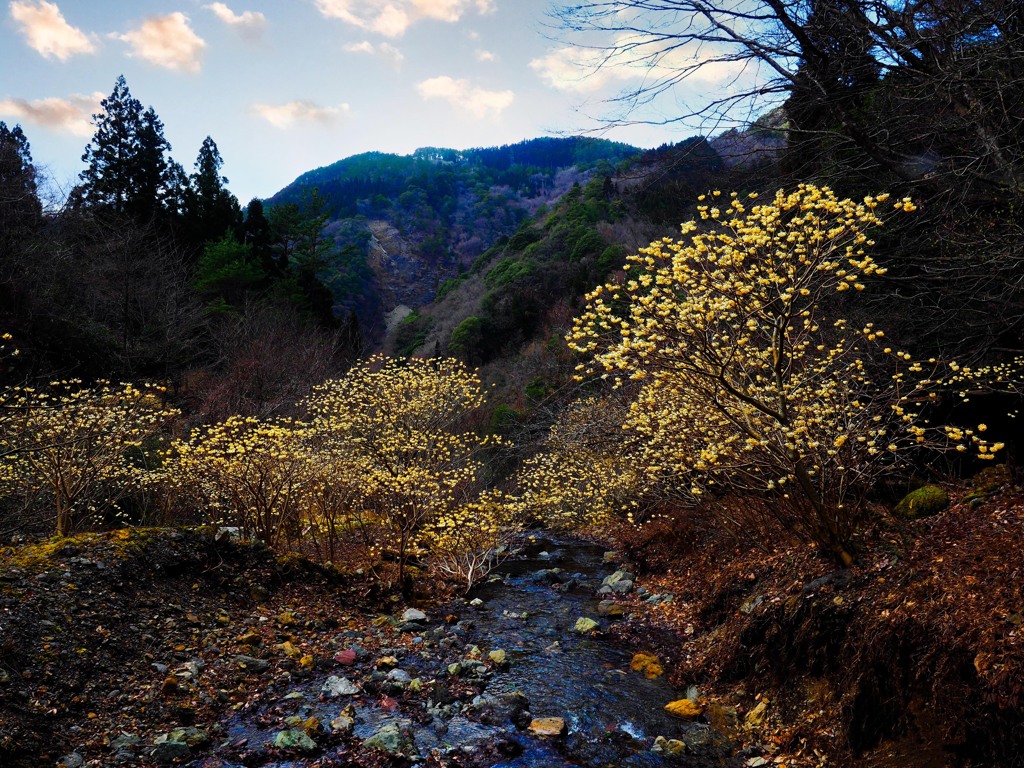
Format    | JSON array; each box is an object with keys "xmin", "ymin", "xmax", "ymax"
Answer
[{"xmin": 192, "ymin": 536, "xmax": 735, "ymax": 767}]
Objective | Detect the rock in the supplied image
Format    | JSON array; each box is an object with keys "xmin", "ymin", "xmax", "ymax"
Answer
[
  {"xmin": 273, "ymin": 729, "xmax": 317, "ymax": 752},
  {"xmin": 602, "ymin": 551, "xmax": 619, "ymax": 563},
  {"xmin": 532, "ymin": 568, "xmax": 563, "ymax": 585},
  {"xmin": 630, "ymin": 652, "xmax": 664, "ymax": 679},
  {"xmin": 739, "ymin": 595, "xmax": 764, "ymax": 614},
  {"xmin": 707, "ymin": 702, "xmax": 740, "ymax": 736},
  {"xmin": 746, "ymin": 757, "xmax": 770, "ymax": 767},
  {"xmin": 745, "ymin": 699, "xmax": 768, "ymax": 728},
  {"xmin": 528, "ymin": 717, "xmax": 567, "ymax": 737},
  {"xmin": 664, "ymin": 698, "xmax": 703, "ymax": 719},
  {"xmin": 488, "ymin": 649, "xmax": 508, "ymax": 666},
  {"xmin": 402, "ymin": 608, "xmax": 428, "ymax": 623},
  {"xmin": 601, "ymin": 570, "xmax": 635, "ymax": 592},
  {"xmin": 276, "ymin": 610, "xmax": 297, "ymax": 626},
  {"xmin": 610, "ymin": 579, "xmax": 634, "ymax": 594},
  {"xmin": 322, "ymin": 675, "xmax": 360, "ymax": 697},
  {"xmin": 334, "ymin": 649, "xmax": 357, "ymax": 665},
  {"xmin": 60, "ymin": 753, "xmax": 85, "ymax": 768},
  {"xmin": 167, "ymin": 727, "xmax": 209, "ymax": 748},
  {"xmin": 387, "ymin": 668, "xmax": 412, "ymax": 684},
  {"xmin": 152, "ymin": 741, "xmax": 191, "ymax": 763},
  {"xmin": 235, "ymin": 654, "xmax": 270, "ymax": 673},
  {"xmin": 573, "ymin": 617, "xmax": 599, "ymax": 634},
  {"xmin": 652, "ymin": 736, "xmax": 687, "ymax": 756},
  {"xmin": 597, "ymin": 600, "xmax": 624, "ymax": 618},
  {"xmin": 447, "ymin": 662, "xmax": 462, "ymax": 676},
  {"xmin": 468, "ymin": 691, "xmax": 531, "ymax": 728},
  {"xmin": 363, "ymin": 722, "xmax": 418, "ymax": 757},
  {"xmin": 894, "ymin": 485, "xmax": 949, "ymax": 519},
  {"xmin": 238, "ymin": 630, "xmax": 261, "ymax": 646},
  {"xmin": 469, "ymin": 598, "xmax": 484, "ymax": 607},
  {"xmin": 109, "ymin": 734, "xmax": 141, "ymax": 750},
  {"xmin": 330, "ymin": 705, "xmax": 356, "ymax": 735}
]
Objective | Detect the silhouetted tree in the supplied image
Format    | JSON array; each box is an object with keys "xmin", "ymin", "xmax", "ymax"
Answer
[{"xmin": 183, "ymin": 136, "xmax": 242, "ymax": 250}]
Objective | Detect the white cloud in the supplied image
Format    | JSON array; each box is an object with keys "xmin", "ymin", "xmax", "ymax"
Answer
[
  {"xmin": 9, "ymin": 1, "xmax": 95, "ymax": 61},
  {"xmin": 116, "ymin": 13, "xmax": 206, "ymax": 73},
  {"xmin": 530, "ymin": 46, "xmax": 635, "ymax": 94},
  {"xmin": 416, "ymin": 75, "xmax": 513, "ymax": 118},
  {"xmin": 314, "ymin": 0, "xmax": 494, "ymax": 38},
  {"xmin": 205, "ymin": 2, "xmax": 266, "ymax": 40},
  {"xmin": 251, "ymin": 100, "xmax": 350, "ymax": 129},
  {"xmin": 532, "ymin": 40, "xmax": 748, "ymax": 95},
  {"xmin": 0, "ymin": 91, "xmax": 103, "ymax": 136},
  {"xmin": 343, "ymin": 39, "xmax": 404, "ymax": 69},
  {"xmin": 475, "ymin": 49, "xmax": 495, "ymax": 62}
]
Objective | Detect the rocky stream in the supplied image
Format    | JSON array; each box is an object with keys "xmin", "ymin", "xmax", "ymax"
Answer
[{"xmin": 189, "ymin": 537, "xmax": 737, "ymax": 768}]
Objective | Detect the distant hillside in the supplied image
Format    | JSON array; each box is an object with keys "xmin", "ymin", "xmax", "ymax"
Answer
[{"xmin": 264, "ymin": 137, "xmax": 643, "ymax": 340}]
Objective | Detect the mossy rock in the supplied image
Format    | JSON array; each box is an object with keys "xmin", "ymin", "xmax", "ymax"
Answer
[{"xmin": 894, "ymin": 485, "xmax": 949, "ymax": 519}]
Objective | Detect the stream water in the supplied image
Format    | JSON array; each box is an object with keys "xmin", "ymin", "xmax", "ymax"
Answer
[{"xmin": 194, "ymin": 536, "xmax": 734, "ymax": 767}]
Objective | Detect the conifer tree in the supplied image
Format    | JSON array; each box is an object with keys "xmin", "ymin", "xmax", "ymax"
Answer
[
  {"xmin": 72, "ymin": 76, "xmax": 183, "ymax": 224},
  {"xmin": 184, "ymin": 136, "xmax": 241, "ymax": 248}
]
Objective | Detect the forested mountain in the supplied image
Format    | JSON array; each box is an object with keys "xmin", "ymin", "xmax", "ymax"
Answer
[{"xmin": 263, "ymin": 137, "xmax": 643, "ymax": 339}]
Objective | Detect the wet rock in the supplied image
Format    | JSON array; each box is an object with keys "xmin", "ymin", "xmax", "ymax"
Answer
[
  {"xmin": 447, "ymin": 662, "xmax": 462, "ymax": 675},
  {"xmin": 469, "ymin": 598, "xmax": 484, "ymax": 608},
  {"xmin": 60, "ymin": 753, "xmax": 85, "ymax": 768},
  {"xmin": 151, "ymin": 740, "xmax": 190, "ymax": 763},
  {"xmin": 488, "ymin": 648, "xmax": 508, "ymax": 666},
  {"xmin": 630, "ymin": 652, "xmax": 664, "ymax": 679},
  {"xmin": 597, "ymin": 600, "xmax": 624, "ymax": 618},
  {"xmin": 652, "ymin": 735, "xmax": 687, "ymax": 756},
  {"xmin": 273, "ymin": 729, "xmax": 317, "ymax": 752},
  {"xmin": 234, "ymin": 654, "xmax": 270, "ymax": 673},
  {"xmin": 363, "ymin": 722, "xmax": 418, "ymax": 757},
  {"xmin": 532, "ymin": 568, "xmax": 564, "ymax": 585},
  {"xmin": 109, "ymin": 734, "xmax": 141, "ymax": 751},
  {"xmin": 322, "ymin": 675, "xmax": 360, "ymax": 697},
  {"xmin": 468, "ymin": 691, "xmax": 531, "ymax": 728},
  {"xmin": 330, "ymin": 705, "xmax": 356, "ymax": 735},
  {"xmin": 528, "ymin": 717, "xmax": 567, "ymax": 737},
  {"xmin": 665, "ymin": 698, "xmax": 703, "ymax": 719},
  {"xmin": 573, "ymin": 617, "xmax": 599, "ymax": 634},
  {"xmin": 602, "ymin": 551, "xmax": 619, "ymax": 563}
]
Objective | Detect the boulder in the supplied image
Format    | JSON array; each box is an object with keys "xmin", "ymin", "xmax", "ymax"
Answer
[{"xmin": 894, "ymin": 485, "xmax": 949, "ymax": 519}]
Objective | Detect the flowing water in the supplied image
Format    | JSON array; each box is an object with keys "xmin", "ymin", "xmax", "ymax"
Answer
[{"xmin": 195, "ymin": 536, "xmax": 734, "ymax": 767}]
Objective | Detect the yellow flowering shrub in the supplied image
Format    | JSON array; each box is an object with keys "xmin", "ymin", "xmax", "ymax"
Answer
[
  {"xmin": 0, "ymin": 380, "xmax": 178, "ymax": 536},
  {"xmin": 162, "ymin": 415, "xmax": 313, "ymax": 548},
  {"xmin": 511, "ymin": 395, "xmax": 642, "ymax": 530},
  {"xmin": 422, "ymin": 490, "xmax": 517, "ymax": 591},
  {"xmin": 568, "ymin": 185, "xmax": 998, "ymax": 564},
  {"xmin": 305, "ymin": 355, "xmax": 500, "ymax": 586}
]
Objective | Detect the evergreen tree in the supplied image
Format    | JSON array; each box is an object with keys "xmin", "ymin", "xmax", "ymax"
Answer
[
  {"xmin": 71, "ymin": 76, "xmax": 183, "ymax": 224},
  {"xmin": 242, "ymin": 198, "xmax": 276, "ymax": 278},
  {"xmin": 0, "ymin": 121, "xmax": 41, "ymax": 241},
  {"xmin": 183, "ymin": 136, "xmax": 242, "ymax": 248}
]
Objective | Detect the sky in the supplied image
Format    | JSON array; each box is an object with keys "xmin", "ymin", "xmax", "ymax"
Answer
[{"xmin": 0, "ymin": 1, "xmax": 730, "ymax": 203}]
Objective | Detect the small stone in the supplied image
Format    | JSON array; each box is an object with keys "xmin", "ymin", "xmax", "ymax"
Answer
[
  {"xmin": 448, "ymin": 663, "xmax": 462, "ymax": 675},
  {"xmin": 488, "ymin": 649, "xmax": 508, "ymax": 666},
  {"xmin": 469, "ymin": 598, "xmax": 484, "ymax": 607},
  {"xmin": 387, "ymin": 668, "xmax": 412, "ymax": 683},
  {"xmin": 528, "ymin": 717, "xmax": 567, "ymax": 737},
  {"xmin": 276, "ymin": 611, "xmax": 296, "ymax": 626},
  {"xmin": 234, "ymin": 654, "xmax": 270, "ymax": 673},
  {"xmin": 664, "ymin": 698, "xmax": 702, "ymax": 719},
  {"xmin": 330, "ymin": 713, "xmax": 355, "ymax": 735},
  {"xmin": 167, "ymin": 727, "xmax": 209, "ymax": 748},
  {"xmin": 238, "ymin": 630, "xmax": 261, "ymax": 646},
  {"xmin": 60, "ymin": 753, "xmax": 85, "ymax": 768},
  {"xmin": 273, "ymin": 729, "xmax": 317, "ymax": 752},
  {"xmin": 402, "ymin": 608, "xmax": 428, "ymax": 623},
  {"xmin": 602, "ymin": 551, "xmax": 619, "ymax": 563},
  {"xmin": 573, "ymin": 617, "xmax": 599, "ymax": 634},
  {"xmin": 597, "ymin": 600, "xmax": 624, "ymax": 618},
  {"xmin": 652, "ymin": 736, "xmax": 687, "ymax": 756},
  {"xmin": 334, "ymin": 649, "xmax": 357, "ymax": 665},
  {"xmin": 322, "ymin": 675, "xmax": 360, "ymax": 697}
]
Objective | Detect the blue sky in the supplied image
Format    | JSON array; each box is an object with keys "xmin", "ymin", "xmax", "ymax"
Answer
[{"xmin": 0, "ymin": 1, "xmax": 725, "ymax": 203}]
